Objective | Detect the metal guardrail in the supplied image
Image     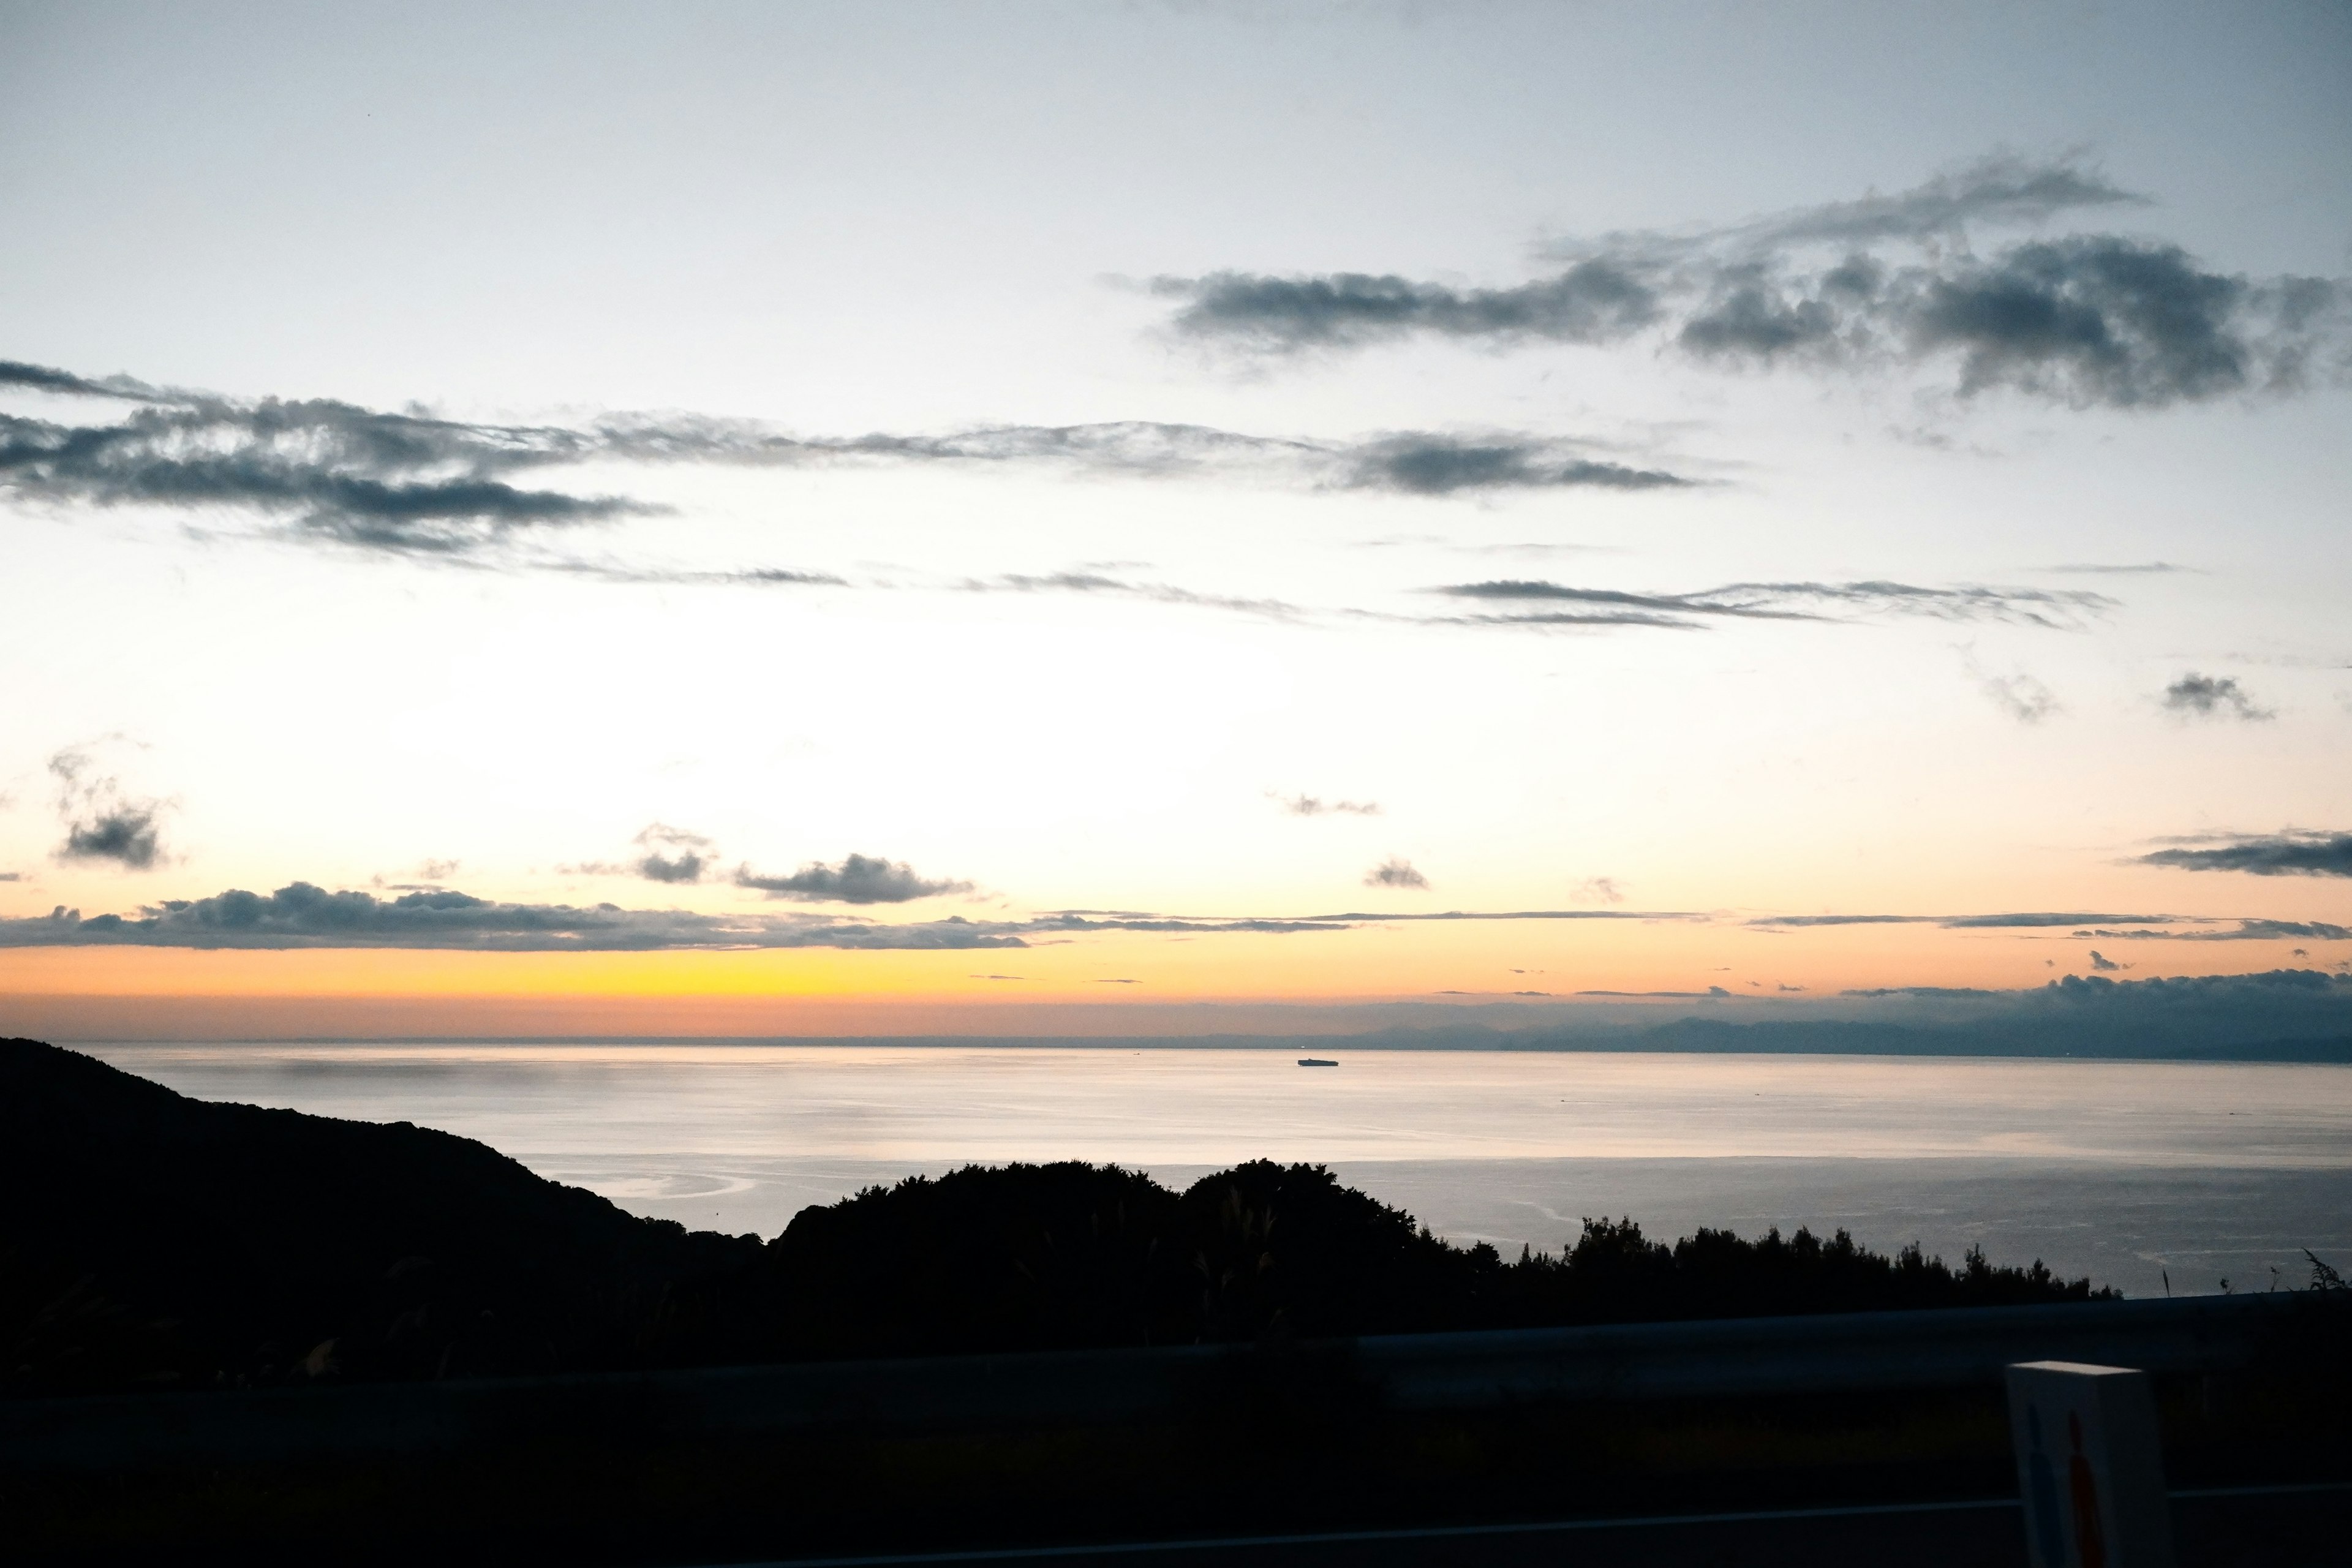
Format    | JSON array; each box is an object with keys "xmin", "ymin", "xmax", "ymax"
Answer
[{"xmin": 0, "ymin": 1294, "xmax": 2291, "ymax": 1476}]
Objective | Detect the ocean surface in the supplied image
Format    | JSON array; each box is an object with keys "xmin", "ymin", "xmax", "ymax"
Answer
[{"xmin": 80, "ymin": 1042, "xmax": 2352, "ymax": 1300}]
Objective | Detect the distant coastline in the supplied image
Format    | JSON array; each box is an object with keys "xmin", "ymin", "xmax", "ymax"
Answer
[
  {"xmin": 19, "ymin": 967, "xmax": 2352, "ymax": 1063},
  {"xmin": 53, "ymin": 1030, "xmax": 2352, "ymax": 1064}
]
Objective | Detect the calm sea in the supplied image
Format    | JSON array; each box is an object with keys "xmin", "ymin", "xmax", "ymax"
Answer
[{"xmin": 80, "ymin": 1043, "xmax": 2352, "ymax": 1300}]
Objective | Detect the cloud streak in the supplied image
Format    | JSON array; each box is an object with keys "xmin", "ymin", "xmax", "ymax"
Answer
[
  {"xmin": 1750, "ymin": 911, "xmax": 2183, "ymax": 929},
  {"xmin": 1422, "ymin": 578, "xmax": 2113, "ymax": 631},
  {"xmin": 0, "ymin": 361, "xmax": 1701, "ymax": 560},
  {"xmin": 2138, "ymin": 832, "xmax": 2352, "ymax": 878},
  {"xmin": 0, "ymin": 882, "xmax": 1030, "ymax": 952},
  {"xmin": 2071, "ymin": 919, "xmax": 2352, "ymax": 942},
  {"xmin": 967, "ymin": 571, "xmax": 1307, "ymax": 622},
  {"xmin": 1152, "ymin": 154, "xmax": 2350, "ymax": 409}
]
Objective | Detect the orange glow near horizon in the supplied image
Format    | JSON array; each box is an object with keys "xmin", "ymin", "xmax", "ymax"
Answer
[{"xmin": 0, "ymin": 917, "xmax": 2326, "ymax": 1041}]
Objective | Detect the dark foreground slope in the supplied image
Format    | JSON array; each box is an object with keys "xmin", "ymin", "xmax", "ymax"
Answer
[
  {"xmin": 4, "ymin": 1039, "xmax": 2108, "ymax": 1398},
  {"xmin": 1, "ymin": 1039, "xmax": 756, "ymax": 1393}
]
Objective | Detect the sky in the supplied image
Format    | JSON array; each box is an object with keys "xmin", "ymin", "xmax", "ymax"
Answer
[{"xmin": 3, "ymin": 0, "xmax": 2351, "ymax": 1041}]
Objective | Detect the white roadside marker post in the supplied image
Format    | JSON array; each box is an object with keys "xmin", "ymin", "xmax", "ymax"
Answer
[{"xmin": 2005, "ymin": 1360, "xmax": 2177, "ymax": 1568}]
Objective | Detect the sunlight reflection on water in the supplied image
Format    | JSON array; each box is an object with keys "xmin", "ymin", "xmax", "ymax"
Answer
[{"xmin": 81, "ymin": 1043, "xmax": 2352, "ymax": 1299}]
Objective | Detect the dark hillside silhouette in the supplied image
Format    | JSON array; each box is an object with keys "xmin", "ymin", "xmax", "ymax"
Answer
[
  {"xmin": 4, "ymin": 1039, "xmax": 2110, "ymax": 1396},
  {"xmin": 1, "ymin": 1038, "xmax": 755, "ymax": 1393}
]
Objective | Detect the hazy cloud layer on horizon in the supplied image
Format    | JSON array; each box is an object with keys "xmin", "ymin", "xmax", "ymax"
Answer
[{"xmin": 0, "ymin": 881, "xmax": 1030, "ymax": 951}]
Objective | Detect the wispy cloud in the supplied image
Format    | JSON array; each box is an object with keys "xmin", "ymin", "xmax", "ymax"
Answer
[
  {"xmin": 1151, "ymin": 154, "xmax": 2350, "ymax": 409},
  {"xmin": 1274, "ymin": 793, "xmax": 1382, "ymax": 817},
  {"xmin": 967, "ymin": 571, "xmax": 1306, "ymax": 622},
  {"xmin": 734, "ymin": 853, "xmax": 974, "ymax": 905},
  {"xmin": 1422, "ymin": 578, "xmax": 2113, "ymax": 631},
  {"xmin": 1962, "ymin": 649, "xmax": 2061, "ymax": 723},
  {"xmin": 0, "ymin": 360, "xmax": 1701, "ymax": 562},
  {"xmin": 2137, "ymin": 832, "xmax": 2352, "ymax": 878},
  {"xmin": 2040, "ymin": 562, "xmax": 2192, "ymax": 576},
  {"xmin": 2071, "ymin": 919, "xmax": 2352, "ymax": 941},
  {"xmin": 1747, "ymin": 908, "xmax": 2343, "ymax": 942},
  {"xmin": 2162, "ymin": 672, "xmax": 2274, "ymax": 721}
]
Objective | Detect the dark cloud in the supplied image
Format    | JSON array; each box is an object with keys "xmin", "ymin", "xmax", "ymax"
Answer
[
  {"xmin": 48, "ymin": 747, "xmax": 165, "ymax": 870},
  {"xmin": 1152, "ymin": 156, "xmax": 2349, "ymax": 410},
  {"xmin": 0, "ymin": 360, "xmax": 161, "ymax": 401},
  {"xmin": 2138, "ymin": 832, "xmax": 2352, "ymax": 878},
  {"xmin": 1, "ymin": 363, "xmax": 1698, "ymax": 560},
  {"xmin": 2162, "ymin": 673, "xmax": 2274, "ymax": 721},
  {"xmin": 1899, "ymin": 237, "xmax": 2334, "ymax": 408},
  {"xmin": 734, "ymin": 853, "xmax": 974, "ymax": 905},
  {"xmin": 60, "ymin": 810, "xmax": 164, "ymax": 869},
  {"xmin": 1425, "ymin": 578, "xmax": 2111, "ymax": 632},
  {"xmin": 1275, "ymin": 793, "xmax": 1382, "ymax": 818},
  {"xmin": 2088, "ymin": 949, "xmax": 2124, "ymax": 972},
  {"xmin": 0, "ymin": 383, "xmax": 659, "ymax": 554},
  {"xmin": 1151, "ymin": 260, "xmax": 1660, "ymax": 353},
  {"xmin": 0, "ymin": 872, "xmax": 20, "ymax": 882},
  {"xmin": 629, "ymin": 823, "xmax": 714, "ymax": 885},
  {"xmin": 1364, "ymin": 857, "xmax": 1430, "ymax": 890},
  {"xmin": 0, "ymin": 881, "xmax": 1030, "ymax": 952},
  {"xmin": 1336, "ymin": 434, "xmax": 1691, "ymax": 495}
]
